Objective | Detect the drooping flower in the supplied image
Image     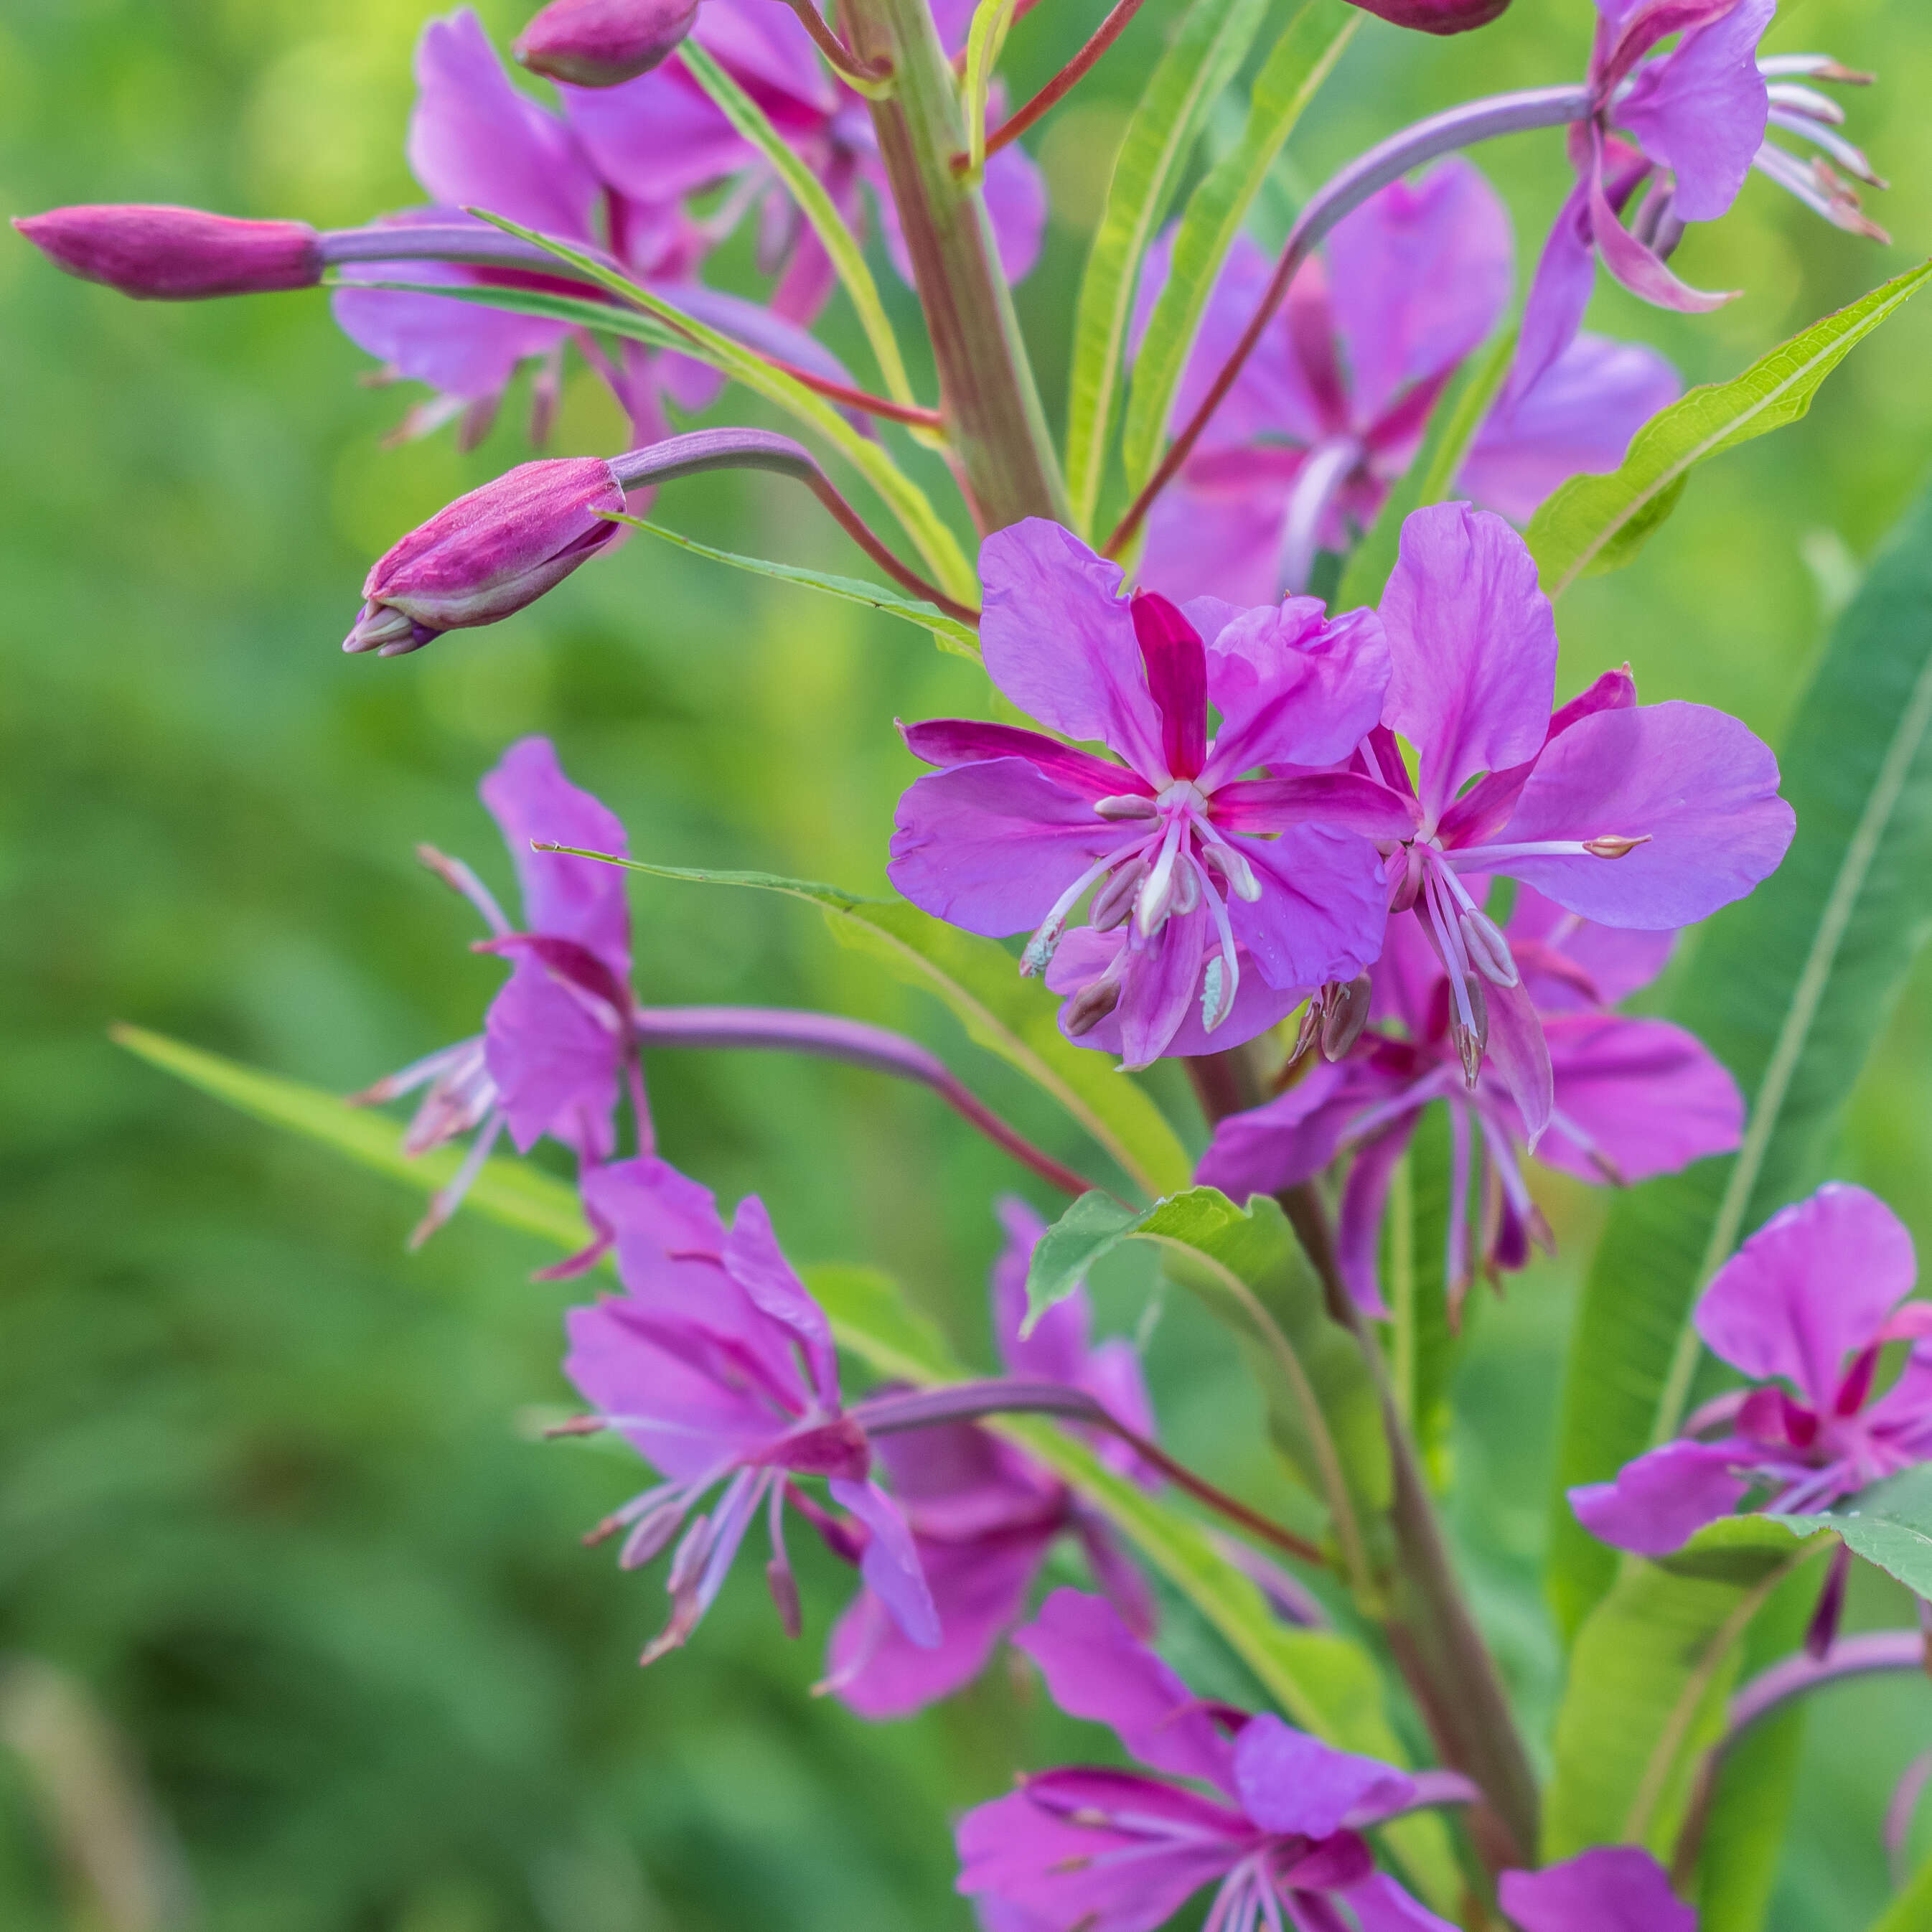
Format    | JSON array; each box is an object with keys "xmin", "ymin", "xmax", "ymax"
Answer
[
  {"xmin": 824, "ymin": 1199, "xmax": 1157, "ymax": 1717},
  {"xmin": 565, "ymin": 1158, "xmax": 940, "ymax": 1661},
  {"xmin": 888, "ymin": 520, "xmax": 1407, "ymax": 1069},
  {"xmin": 1358, "ymin": 502, "xmax": 1792, "ymax": 1143},
  {"xmin": 1135, "ymin": 161, "xmax": 1680, "ymax": 604},
  {"xmin": 1514, "ymin": 0, "xmax": 1885, "ymax": 398},
  {"xmin": 1199, "ymin": 887, "xmax": 1743, "ymax": 1316},
  {"xmin": 11, "ymin": 205, "xmax": 323, "ymax": 299},
  {"xmin": 352, "ymin": 735, "xmax": 642, "ymax": 1247},
  {"xmin": 1500, "ymin": 1848, "xmax": 1696, "ymax": 1932},
  {"xmin": 955, "ymin": 1589, "xmax": 1470, "ymax": 1932},
  {"xmin": 561, "ymin": 0, "xmax": 1046, "ymax": 327},
  {"xmin": 1570, "ymin": 1183, "xmax": 1932, "ymax": 1556}
]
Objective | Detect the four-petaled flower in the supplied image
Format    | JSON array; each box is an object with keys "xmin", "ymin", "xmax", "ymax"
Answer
[
  {"xmin": 1571, "ymin": 1182, "xmax": 1932, "ymax": 1555},
  {"xmin": 955, "ymin": 1588, "xmax": 1471, "ymax": 1932},
  {"xmin": 890, "ymin": 520, "xmax": 1403, "ymax": 1069},
  {"xmin": 1135, "ymin": 160, "xmax": 1680, "ymax": 604},
  {"xmin": 1199, "ymin": 888, "xmax": 1743, "ymax": 1316},
  {"xmin": 825, "ymin": 1199, "xmax": 1157, "ymax": 1717},
  {"xmin": 565, "ymin": 1156, "xmax": 940, "ymax": 1661},
  {"xmin": 1358, "ymin": 502, "xmax": 1792, "ymax": 1144}
]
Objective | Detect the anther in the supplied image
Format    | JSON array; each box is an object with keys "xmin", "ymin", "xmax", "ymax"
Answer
[
  {"xmin": 1319, "ymin": 975, "xmax": 1373, "ymax": 1060},
  {"xmin": 1065, "ymin": 977, "xmax": 1122, "ymax": 1037},
  {"xmin": 1094, "ymin": 794, "xmax": 1158, "ymax": 820},
  {"xmin": 1583, "ymin": 833, "xmax": 1650, "ymax": 859},
  {"xmin": 1201, "ymin": 842, "xmax": 1261, "ymax": 901},
  {"xmin": 1458, "ymin": 909, "xmax": 1519, "ymax": 988}
]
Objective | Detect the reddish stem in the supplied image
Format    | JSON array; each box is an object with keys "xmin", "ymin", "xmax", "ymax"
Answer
[
  {"xmin": 959, "ymin": 0, "xmax": 1148, "ymax": 171},
  {"xmin": 768, "ymin": 356, "xmax": 946, "ymax": 428},
  {"xmin": 776, "ymin": 0, "xmax": 895, "ymax": 85}
]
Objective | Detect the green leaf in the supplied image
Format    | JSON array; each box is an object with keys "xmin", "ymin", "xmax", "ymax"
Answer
[
  {"xmin": 1384, "ymin": 1102, "xmax": 1458, "ymax": 1482},
  {"xmin": 111, "ymin": 1026, "xmax": 592, "ymax": 1251},
  {"xmin": 573, "ymin": 857, "xmax": 1192, "ymax": 1200},
  {"xmin": 609, "ymin": 514, "xmax": 981, "ymax": 658},
  {"xmin": 1527, "ymin": 261, "xmax": 1932, "ymax": 597},
  {"xmin": 1774, "ymin": 1463, "xmax": 1932, "ymax": 1598},
  {"xmin": 1867, "ymin": 1850, "xmax": 1932, "ymax": 1932},
  {"xmin": 464, "ymin": 214, "xmax": 979, "ymax": 604},
  {"xmin": 1547, "ymin": 479, "xmax": 1932, "ymax": 1640},
  {"xmin": 1120, "ymin": 0, "xmax": 1359, "ymax": 494},
  {"xmin": 1062, "ymin": 0, "xmax": 1270, "ymax": 535},
  {"xmin": 679, "ymin": 41, "xmax": 921, "ymax": 414},
  {"xmin": 1544, "ymin": 1517, "xmax": 1835, "ymax": 1862},
  {"xmin": 1023, "ymin": 1188, "xmax": 1140, "ymax": 1319},
  {"xmin": 960, "ymin": 0, "xmax": 1023, "ymax": 182},
  {"xmin": 1333, "ymin": 321, "xmax": 1518, "ymax": 611}
]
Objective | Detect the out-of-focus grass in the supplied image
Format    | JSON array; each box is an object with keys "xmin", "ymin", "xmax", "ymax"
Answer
[{"xmin": 1, "ymin": 0, "xmax": 1930, "ymax": 1926}]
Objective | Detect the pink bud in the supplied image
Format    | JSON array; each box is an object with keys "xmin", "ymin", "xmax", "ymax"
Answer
[
  {"xmin": 346, "ymin": 457, "xmax": 626, "ymax": 656},
  {"xmin": 1343, "ymin": 0, "xmax": 1509, "ymax": 32},
  {"xmin": 13, "ymin": 204, "xmax": 322, "ymax": 299},
  {"xmin": 514, "ymin": 0, "xmax": 702, "ymax": 85}
]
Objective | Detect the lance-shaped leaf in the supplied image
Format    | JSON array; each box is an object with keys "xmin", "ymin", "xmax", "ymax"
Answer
[
  {"xmin": 1382, "ymin": 1105, "xmax": 1458, "ymax": 1481},
  {"xmin": 961, "ymin": 0, "xmax": 1023, "ymax": 181},
  {"xmin": 1544, "ymin": 1516, "xmax": 1837, "ymax": 1864},
  {"xmin": 1527, "ymin": 261, "xmax": 1932, "ymax": 597},
  {"xmin": 1063, "ymin": 0, "xmax": 1270, "ymax": 535},
  {"xmin": 1120, "ymin": 0, "xmax": 1359, "ymax": 494},
  {"xmin": 1871, "ymin": 1851, "xmax": 1932, "ymax": 1932},
  {"xmin": 1548, "ymin": 481, "xmax": 1932, "ymax": 1641}
]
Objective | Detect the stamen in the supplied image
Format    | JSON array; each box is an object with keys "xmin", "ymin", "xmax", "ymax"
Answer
[
  {"xmin": 1458, "ymin": 908, "xmax": 1520, "ymax": 988},
  {"xmin": 1757, "ymin": 54, "xmax": 1874, "ymax": 84},
  {"xmin": 1583, "ymin": 833, "xmax": 1650, "ymax": 858},
  {"xmin": 408, "ymin": 1108, "xmax": 505, "ymax": 1248},
  {"xmin": 1091, "ymin": 858, "xmax": 1145, "ymax": 932},
  {"xmin": 1095, "ymin": 793, "xmax": 1159, "ymax": 820},
  {"xmin": 416, "ymin": 842, "xmax": 513, "ymax": 934},
  {"xmin": 1201, "ymin": 958, "xmax": 1227, "ymax": 1032},
  {"xmin": 1022, "ymin": 835, "xmax": 1148, "ymax": 974},
  {"xmin": 1066, "ymin": 970, "xmax": 1124, "ymax": 1037},
  {"xmin": 1135, "ymin": 816, "xmax": 1188, "ymax": 937},
  {"xmin": 1196, "ymin": 830, "xmax": 1262, "ymax": 901},
  {"xmin": 1201, "ymin": 871, "xmax": 1242, "ymax": 1034},
  {"xmin": 1319, "ymin": 973, "xmax": 1373, "ymax": 1059},
  {"xmin": 1765, "ymin": 81, "xmax": 1846, "ymax": 126},
  {"xmin": 1769, "ymin": 110, "xmax": 1887, "ymax": 186}
]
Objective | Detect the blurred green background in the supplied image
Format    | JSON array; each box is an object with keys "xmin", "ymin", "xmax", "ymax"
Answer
[{"xmin": 4, "ymin": 0, "xmax": 1932, "ymax": 1925}]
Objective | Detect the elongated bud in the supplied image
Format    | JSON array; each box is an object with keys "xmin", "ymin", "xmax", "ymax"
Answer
[
  {"xmin": 14, "ymin": 204, "xmax": 322, "ymax": 299},
  {"xmin": 1343, "ymin": 0, "xmax": 1509, "ymax": 32},
  {"xmin": 1319, "ymin": 975, "xmax": 1373, "ymax": 1061},
  {"xmin": 346, "ymin": 456, "xmax": 624, "ymax": 655},
  {"xmin": 514, "ymin": 0, "xmax": 700, "ymax": 85},
  {"xmin": 1584, "ymin": 833, "xmax": 1650, "ymax": 859},
  {"xmin": 1458, "ymin": 909, "xmax": 1519, "ymax": 988}
]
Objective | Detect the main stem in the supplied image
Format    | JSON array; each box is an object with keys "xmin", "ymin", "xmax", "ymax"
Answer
[
  {"xmin": 1186, "ymin": 1048, "xmax": 1542, "ymax": 1872},
  {"xmin": 839, "ymin": 0, "xmax": 1070, "ymax": 532}
]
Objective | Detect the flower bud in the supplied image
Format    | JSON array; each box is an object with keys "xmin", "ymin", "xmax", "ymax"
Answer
[
  {"xmin": 514, "ymin": 0, "xmax": 701, "ymax": 84},
  {"xmin": 13, "ymin": 205, "xmax": 322, "ymax": 299},
  {"xmin": 346, "ymin": 457, "xmax": 625, "ymax": 656},
  {"xmin": 1343, "ymin": 0, "xmax": 1509, "ymax": 32}
]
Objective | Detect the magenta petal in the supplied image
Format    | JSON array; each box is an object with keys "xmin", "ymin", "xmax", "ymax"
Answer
[
  {"xmin": 1117, "ymin": 905, "xmax": 1208, "ymax": 1069},
  {"xmin": 888, "ymin": 759, "xmax": 1128, "ymax": 937},
  {"xmin": 723, "ymin": 1196, "xmax": 840, "ymax": 1408},
  {"xmin": 899, "ymin": 719, "xmax": 1138, "ymax": 799},
  {"xmin": 1585, "ymin": 126, "xmax": 1735, "ymax": 314},
  {"xmin": 1046, "ymin": 927, "xmax": 1301, "ymax": 1061},
  {"xmin": 1380, "ymin": 505, "xmax": 1558, "ymax": 827},
  {"xmin": 1484, "ymin": 973, "xmax": 1554, "ymax": 1149},
  {"xmin": 563, "ymin": 67, "xmax": 751, "ymax": 204},
  {"xmin": 992, "ymin": 1196, "xmax": 1090, "ymax": 1384},
  {"xmin": 1567, "ymin": 1438, "xmax": 1748, "ymax": 1555},
  {"xmin": 977, "ymin": 521, "xmax": 1167, "ymax": 778},
  {"xmin": 829, "ymin": 1478, "xmax": 941, "ymax": 1648},
  {"xmin": 1013, "ymin": 1589, "xmax": 1239, "ymax": 1791},
  {"xmin": 1499, "ymin": 1846, "xmax": 1697, "ymax": 1932},
  {"xmin": 1338, "ymin": 1120, "xmax": 1420, "ymax": 1318},
  {"xmin": 1212, "ymin": 773, "xmax": 1417, "ymax": 840},
  {"xmin": 1232, "ymin": 1713, "xmax": 1414, "ymax": 1837},
  {"xmin": 1082, "ymin": 1338, "xmax": 1159, "ymax": 1448},
  {"xmin": 1511, "ymin": 178, "xmax": 1599, "ymax": 404},
  {"xmin": 1695, "ymin": 1183, "xmax": 1918, "ymax": 1408},
  {"xmin": 483, "ymin": 957, "xmax": 621, "ymax": 1155},
  {"xmin": 1138, "ymin": 482, "xmax": 1293, "ymax": 609},
  {"xmin": 1495, "ymin": 700, "xmax": 1794, "ymax": 927},
  {"xmin": 1196, "ymin": 1059, "xmax": 1364, "ymax": 1201},
  {"xmin": 1225, "ymin": 825, "xmax": 1389, "ymax": 993},
  {"xmin": 1342, "ymin": 1872, "xmax": 1463, "ymax": 1932},
  {"xmin": 1504, "ymin": 883, "xmax": 1674, "ymax": 1011}
]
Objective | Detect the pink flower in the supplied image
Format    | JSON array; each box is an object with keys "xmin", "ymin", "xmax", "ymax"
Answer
[
  {"xmin": 11, "ymin": 205, "xmax": 322, "ymax": 299},
  {"xmin": 888, "ymin": 520, "xmax": 1408, "ymax": 1069},
  {"xmin": 1570, "ymin": 1183, "xmax": 1932, "ymax": 1555}
]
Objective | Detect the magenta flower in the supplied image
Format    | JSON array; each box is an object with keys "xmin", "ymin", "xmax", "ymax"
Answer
[
  {"xmin": 561, "ymin": 0, "xmax": 1045, "ymax": 327},
  {"xmin": 1500, "ymin": 1848, "xmax": 1694, "ymax": 1932},
  {"xmin": 12, "ymin": 205, "xmax": 322, "ymax": 300},
  {"xmin": 1360, "ymin": 503, "xmax": 1791, "ymax": 1143},
  {"xmin": 353, "ymin": 736, "xmax": 642, "ymax": 1246},
  {"xmin": 566, "ymin": 1158, "xmax": 940, "ymax": 1661},
  {"xmin": 956, "ymin": 1589, "xmax": 1470, "ymax": 1932},
  {"xmin": 1199, "ymin": 887, "xmax": 1743, "ymax": 1316},
  {"xmin": 1344, "ymin": 0, "xmax": 1509, "ymax": 32},
  {"xmin": 1570, "ymin": 1183, "xmax": 1932, "ymax": 1556},
  {"xmin": 515, "ymin": 0, "xmax": 702, "ymax": 85},
  {"xmin": 1135, "ymin": 161, "xmax": 1679, "ymax": 604},
  {"xmin": 824, "ymin": 1199, "xmax": 1156, "ymax": 1718},
  {"xmin": 888, "ymin": 520, "xmax": 1405, "ymax": 1069}
]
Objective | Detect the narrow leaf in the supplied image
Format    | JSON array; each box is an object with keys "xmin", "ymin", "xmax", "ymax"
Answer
[
  {"xmin": 1120, "ymin": 0, "xmax": 1358, "ymax": 494},
  {"xmin": 961, "ymin": 0, "xmax": 1023, "ymax": 181},
  {"xmin": 1548, "ymin": 480, "xmax": 1932, "ymax": 1638},
  {"xmin": 1527, "ymin": 261, "xmax": 1932, "ymax": 596},
  {"xmin": 1063, "ymin": 0, "xmax": 1270, "ymax": 535},
  {"xmin": 1868, "ymin": 1850, "xmax": 1932, "ymax": 1932}
]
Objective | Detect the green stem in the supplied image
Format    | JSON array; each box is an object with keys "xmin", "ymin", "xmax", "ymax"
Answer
[{"xmin": 838, "ymin": 0, "xmax": 1070, "ymax": 533}]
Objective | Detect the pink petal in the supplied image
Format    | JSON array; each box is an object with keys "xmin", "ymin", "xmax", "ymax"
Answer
[
  {"xmin": 563, "ymin": 66, "xmax": 753, "ymax": 204},
  {"xmin": 1585, "ymin": 124, "xmax": 1736, "ymax": 314},
  {"xmin": 1341, "ymin": 1872, "xmax": 1463, "ymax": 1932},
  {"xmin": 991, "ymin": 1196, "xmax": 1092, "ymax": 1385},
  {"xmin": 483, "ymin": 957, "xmax": 622, "ymax": 1155},
  {"xmin": 1511, "ymin": 176, "xmax": 1600, "ymax": 406},
  {"xmin": 1195, "ymin": 1059, "xmax": 1368, "ymax": 1201},
  {"xmin": 1117, "ymin": 904, "xmax": 1208, "ymax": 1069},
  {"xmin": 1338, "ymin": 1120, "xmax": 1420, "ymax": 1318},
  {"xmin": 1138, "ymin": 480, "xmax": 1294, "ymax": 609},
  {"xmin": 899, "ymin": 719, "xmax": 1140, "ymax": 800},
  {"xmin": 829, "ymin": 1478, "xmax": 941, "ymax": 1648},
  {"xmin": 1211, "ymin": 773, "xmax": 1417, "ymax": 840},
  {"xmin": 723, "ymin": 1195, "xmax": 840, "ymax": 1408},
  {"xmin": 1567, "ymin": 1438, "xmax": 1749, "ymax": 1556},
  {"xmin": 1232, "ymin": 1712, "xmax": 1414, "ymax": 1837},
  {"xmin": 983, "ymin": 138, "xmax": 1048, "ymax": 285},
  {"xmin": 1483, "ymin": 972, "xmax": 1554, "ymax": 1149},
  {"xmin": 1225, "ymin": 824, "xmax": 1391, "ymax": 993},
  {"xmin": 1499, "ymin": 1846, "xmax": 1697, "ymax": 1932}
]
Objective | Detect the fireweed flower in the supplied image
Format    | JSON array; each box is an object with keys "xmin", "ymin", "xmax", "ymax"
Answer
[
  {"xmin": 824, "ymin": 1198, "xmax": 1157, "ymax": 1718},
  {"xmin": 352, "ymin": 736, "xmax": 642, "ymax": 1247},
  {"xmin": 888, "ymin": 520, "xmax": 1402, "ymax": 1070},
  {"xmin": 1570, "ymin": 1183, "xmax": 1932, "ymax": 1556},
  {"xmin": 1515, "ymin": 0, "xmax": 1885, "ymax": 396},
  {"xmin": 1500, "ymin": 1848, "xmax": 1694, "ymax": 1932},
  {"xmin": 1199, "ymin": 888, "xmax": 1743, "ymax": 1316},
  {"xmin": 955, "ymin": 1589, "xmax": 1471, "ymax": 1932},
  {"xmin": 1359, "ymin": 502, "xmax": 1792, "ymax": 1143},
  {"xmin": 565, "ymin": 1158, "xmax": 939, "ymax": 1662},
  {"xmin": 1135, "ymin": 161, "xmax": 1680, "ymax": 604},
  {"xmin": 11, "ymin": 205, "xmax": 323, "ymax": 300}
]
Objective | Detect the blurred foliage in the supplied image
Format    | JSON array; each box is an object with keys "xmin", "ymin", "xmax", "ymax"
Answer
[{"xmin": 4, "ymin": 0, "xmax": 1932, "ymax": 1926}]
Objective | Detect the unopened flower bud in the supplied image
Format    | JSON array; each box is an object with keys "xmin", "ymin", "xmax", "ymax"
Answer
[
  {"xmin": 1583, "ymin": 833, "xmax": 1650, "ymax": 859},
  {"xmin": 1343, "ymin": 0, "xmax": 1509, "ymax": 33},
  {"xmin": 14, "ymin": 204, "xmax": 322, "ymax": 299},
  {"xmin": 1319, "ymin": 974, "xmax": 1373, "ymax": 1061},
  {"xmin": 346, "ymin": 456, "xmax": 626, "ymax": 655},
  {"xmin": 514, "ymin": 0, "xmax": 701, "ymax": 84}
]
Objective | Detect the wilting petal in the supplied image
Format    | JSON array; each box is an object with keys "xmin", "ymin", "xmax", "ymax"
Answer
[
  {"xmin": 1013, "ymin": 1590, "xmax": 1239, "ymax": 1791},
  {"xmin": 1499, "ymin": 1846, "xmax": 1697, "ymax": 1932},
  {"xmin": 1196, "ymin": 1059, "xmax": 1371, "ymax": 1201},
  {"xmin": 483, "ymin": 956, "xmax": 622, "ymax": 1155},
  {"xmin": 1224, "ymin": 824, "xmax": 1389, "ymax": 993},
  {"xmin": 1696, "ymin": 1183, "xmax": 1918, "ymax": 1407},
  {"xmin": 979, "ymin": 522, "xmax": 1167, "ymax": 777},
  {"xmin": 1567, "ymin": 1438, "xmax": 1748, "ymax": 1555},
  {"xmin": 1496, "ymin": 700, "xmax": 1793, "ymax": 927},
  {"xmin": 1233, "ymin": 1714, "xmax": 1415, "ymax": 1837},
  {"xmin": 725, "ymin": 1195, "xmax": 840, "ymax": 1407},
  {"xmin": 1329, "ymin": 159, "xmax": 1511, "ymax": 429},
  {"xmin": 1380, "ymin": 505, "xmax": 1558, "ymax": 827},
  {"xmin": 830, "ymin": 1477, "xmax": 941, "ymax": 1648}
]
